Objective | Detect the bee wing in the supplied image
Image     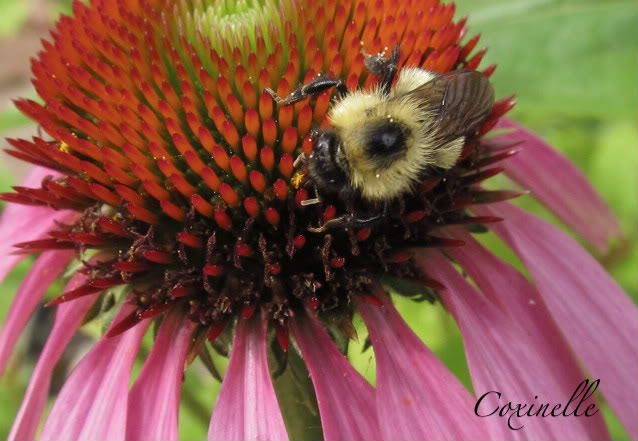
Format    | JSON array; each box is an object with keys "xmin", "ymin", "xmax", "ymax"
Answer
[{"xmin": 410, "ymin": 70, "xmax": 494, "ymax": 140}]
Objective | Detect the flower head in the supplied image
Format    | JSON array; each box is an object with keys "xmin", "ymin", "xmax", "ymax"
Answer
[{"xmin": 0, "ymin": 0, "xmax": 636, "ymax": 440}]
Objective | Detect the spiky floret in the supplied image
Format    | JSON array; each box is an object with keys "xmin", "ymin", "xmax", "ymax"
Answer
[{"xmin": 2, "ymin": 0, "xmax": 516, "ymax": 346}]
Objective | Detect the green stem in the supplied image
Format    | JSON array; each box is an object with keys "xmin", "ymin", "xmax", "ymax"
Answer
[{"xmin": 272, "ymin": 348, "xmax": 324, "ymax": 440}]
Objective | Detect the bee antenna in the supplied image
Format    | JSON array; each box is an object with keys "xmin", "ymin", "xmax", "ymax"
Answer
[{"xmin": 293, "ymin": 152, "xmax": 306, "ymax": 168}]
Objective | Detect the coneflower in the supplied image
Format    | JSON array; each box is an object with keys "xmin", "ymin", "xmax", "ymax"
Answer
[{"xmin": 0, "ymin": 0, "xmax": 635, "ymax": 440}]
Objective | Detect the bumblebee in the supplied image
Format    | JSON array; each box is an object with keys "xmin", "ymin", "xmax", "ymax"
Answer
[{"xmin": 266, "ymin": 46, "xmax": 494, "ymax": 231}]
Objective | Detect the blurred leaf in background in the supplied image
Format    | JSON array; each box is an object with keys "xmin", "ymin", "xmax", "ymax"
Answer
[
  {"xmin": 454, "ymin": 0, "xmax": 637, "ymax": 298},
  {"xmin": 0, "ymin": 0, "xmax": 635, "ymax": 440},
  {"xmin": 0, "ymin": 0, "xmax": 30, "ymax": 37}
]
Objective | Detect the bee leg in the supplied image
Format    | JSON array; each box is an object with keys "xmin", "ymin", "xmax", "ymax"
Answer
[
  {"xmin": 363, "ymin": 44, "xmax": 400, "ymax": 95},
  {"xmin": 308, "ymin": 199, "xmax": 390, "ymax": 233},
  {"xmin": 308, "ymin": 213, "xmax": 384, "ymax": 233},
  {"xmin": 264, "ymin": 76, "xmax": 349, "ymax": 106},
  {"xmin": 300, "ymin": 185, "xmax": 322, "ymax": 206},
  {"xmin": 301, "ymin": 198, "xmax": 321, "ymax": 206}
]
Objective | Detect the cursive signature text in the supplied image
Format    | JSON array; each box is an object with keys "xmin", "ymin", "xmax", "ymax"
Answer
[{"xmin": 474, "ymin": 379, "xmax": 600, "ymax": 430}]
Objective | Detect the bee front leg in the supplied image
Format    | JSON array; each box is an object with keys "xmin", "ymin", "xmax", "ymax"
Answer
[{"xmin": 264, "ymin": 76, "xmax": 349, "ymax": 106}]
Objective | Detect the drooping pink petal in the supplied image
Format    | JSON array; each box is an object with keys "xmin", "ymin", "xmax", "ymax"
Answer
[
  {"xmin": 291, "ymin": 310, "xmax": 381, "ymax": 441},
  {"xmin": 491, "ymin": 117, "xmax": 620, "ymax": 252},
  {"xmin": 0, "ymin": 166, "xmax": 72, "ymax": 284},
  {"xmin": 474, "ymin": 201, "xmax": 638, "ymax": 438},
  {"xmin": 0, "ymin": 249, "xmax": 73, "ymax": 377},
  {"xmin": 39, "ymin": 304, "xmax": 149, "ymax": 441},
  {"xmin": 419, "ymin": 247, "xmax": 609, "ymax": 441},
  {"xmin": 8, "ymin": 272, "xmax": 99, "ymax": 441},
  {"xmin": 208, "ymin": 315, "xmax": 288, "ymax": 441},
  {"xmin": 357, "ymin": 289, "xmax": 490, "ymax": 441},
  {"xmin": 438, "ymin": 227, "xmax": 609, "ymax": 440},
  {"xmin": 126, "ymin": 312, "xmax": 193, "ymax": 441}
]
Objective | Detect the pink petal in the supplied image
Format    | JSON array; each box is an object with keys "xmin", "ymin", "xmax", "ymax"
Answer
[
  {"xmin": 0, "ymin": 166, "xmax": 71, "ymax": 284},
  {"xmin": 208, "ymin": 316, "xmax": 288, "ymax": 441},
  {"xmin": 291, "ymin": 310, "xmax": 381, "ymax": 441},
  {"xmin": 127, "ymin": 312, "xmax": 193, "ymax": 441},
  {"xmin": 439, "ymin": 227, "xmax": 609, "ymax": 439},
  {"xmin": 357, "ymin": 289, "xmax": 490, "ymax": 441},
  {"xmin": 8, "ymin": 271, "xmax": 99, "ymax": 441},
  {"xmin": 0, "ymin": 249, "xmax": 73, "ymax": 377},
  {"xmin": 419, "ymin": 247, "xmax": 609, "ymax": 440},
  {"xmin": 491, "ymin": 117, "xmax": 620, "ymax": 252},
  {"xmin": 39, "ymin": 305, "xmax": 149, "ymax": 441},
  {"xmin": 474, "ymin": 202, "xmax": 638, "ymax": 438}
]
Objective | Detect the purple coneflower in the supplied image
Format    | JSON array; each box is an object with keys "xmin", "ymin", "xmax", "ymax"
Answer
[{"xmin": 0, "ymin": 0, "xmax": 636, "ymax": 440}]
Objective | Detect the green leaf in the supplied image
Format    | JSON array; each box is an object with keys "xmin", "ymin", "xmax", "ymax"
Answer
[
  {"xmin": 0, "ymin": 108, "xmax": 32, "ymax": 133},
  {"xmin": 589, "ymin": 122, "xmax": 638, "ymax": 230},
  {"xmin": 0, "ymin": 163, "xmax": 17, "ymax": 195},
  {"xmin": 455, "ymin": 0, "xmax": 637, "ymax": 121}
]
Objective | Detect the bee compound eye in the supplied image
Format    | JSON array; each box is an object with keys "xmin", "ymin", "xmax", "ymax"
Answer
[
  {"xmin": 315, "ymin": 131, "xmax": 336, "ymax": 150},
  {"xmin": 307, "ymin": 131, "xmax": 349, "ymax": 192}
]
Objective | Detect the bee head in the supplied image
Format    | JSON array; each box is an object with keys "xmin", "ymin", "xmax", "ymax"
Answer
[
  {"xmin": 313, "ymin": 130, "xmax": 339, "ymax": 157},
  {"xmin": 306, "ymin": 130, "xmax": 351, "ymax": 195}
]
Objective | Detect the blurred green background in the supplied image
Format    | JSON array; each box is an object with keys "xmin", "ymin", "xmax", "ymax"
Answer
[{"xmin": 0, "ymin": 0, "xmax": 636, "ymax": 439}]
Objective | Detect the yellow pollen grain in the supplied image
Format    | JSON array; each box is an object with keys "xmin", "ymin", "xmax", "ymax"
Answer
[
  {"xmin": 58, "ymin": 141, "xmax": 70, "ymax": 153},
  {"xmin": 291, "ymin": 172, "xmax": 305, "ymax": 189}
]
